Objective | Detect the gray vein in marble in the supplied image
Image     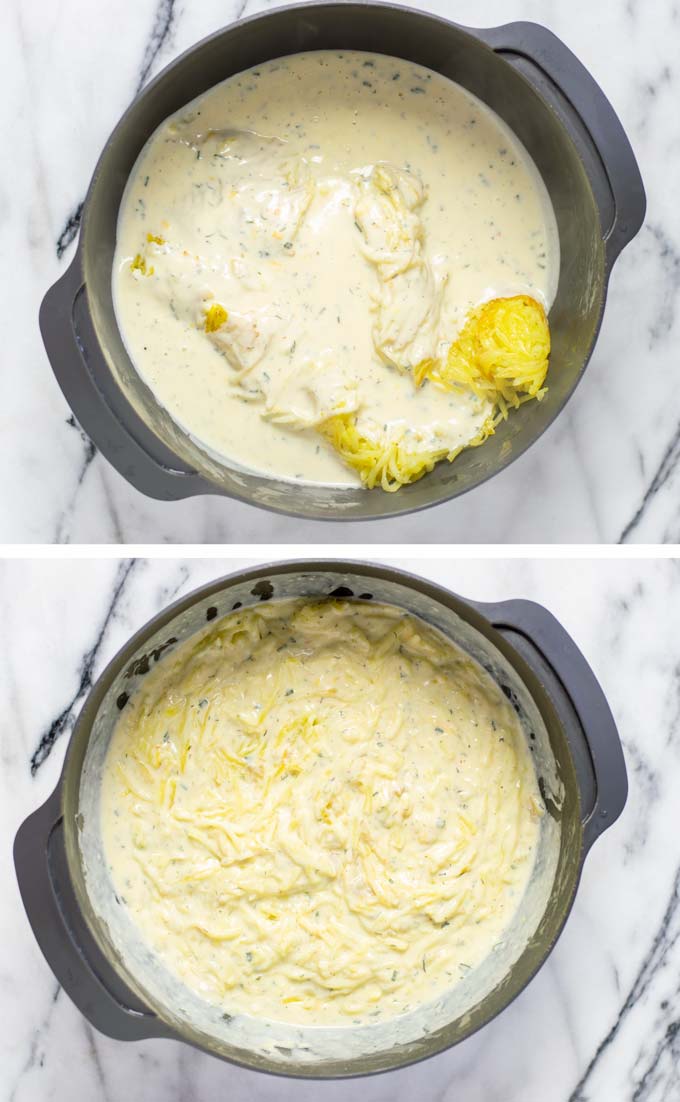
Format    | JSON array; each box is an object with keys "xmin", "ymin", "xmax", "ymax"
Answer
[
  {"xmin": 13, "ymin": 4, "xmax": 57, "ymax": 258},
  {"xmin": 54, "ymin": 0, "xmax": 178, "ymax": 260},
  {"xmin": 644, "ymin": 223, "xmax": 680, "ymax": 348},
  {"xmin": 550, "ymin": 953, "xmax": 582, "ymax": 1069},
  {"xmin": 632, "ymin": 1018, "xmax": 680, "ymax": 1102},
  {"xmin": 619, "ymin": 418, "xmax": 680, "ymax": 543},
  {"xmin": 621, "ymin": 739, "xmax": 660, "ymax": 859},
  {"xmin": 135, "ymin": 0, "xmax": 177, "ymax": 94},
  {"xmin": 55, "ymin": 416, "xmax": 98, "ymax": 544},
  {"xmin": 83, "ymin": 1023, "xmax": 113, "ymax": 1102},
  {"xmin": 566, "ymin": 411, "xmax": 605, "ymax": 543},
  {"xmin": 8, "ymin": 985, "xmax": 61, "ymax": 1102},
  {"xmin": 29, "ymin": 559, "xmax": 136, "ymax": 774},
  {"xmin": 157, "ymin": 563, "xmax": 191, "ymax": 605},
  {"xmin": 568, "ymin": 862, "xmax": 680, "ymax": 1101},
  {"xmin": 664, "ymin": 661, "xmax": 680, "ymax": 751},
  {"xmin": 602, "ymin": 577, "xmax": 647, "ymax": 652},
  {"xmin": 55, "ymin": 200, "xmax": 84, "ymax": 260},
  {"xmin": 614, "ymin": 219, "xmax": 680, "ymax": 542},
  {"xmin": 98, "ymin": 464, "xmax": 126, "ymax": 546}
]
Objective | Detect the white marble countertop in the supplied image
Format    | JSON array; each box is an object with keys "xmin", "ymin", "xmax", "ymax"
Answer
[
  {"xmin": 3, "ymin": 0, "xmax": 678, "ymax": 544},
  {"xmin": 3, "ymin": 554, "xmax": 679, "ymax": 1100}
]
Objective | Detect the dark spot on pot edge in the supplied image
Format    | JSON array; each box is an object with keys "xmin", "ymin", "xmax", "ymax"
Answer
[
  {"xmin": 125, "ymin": 637, "xmax": 178, "ymax": 679},
  {"xmin": 116, "ymin": 691, "xmax": 129, "ymax": 710},
  {"xmin": 251, "ymin": 580, "xmax": 274, "ymax": 601},
  {"xmin": 206, "ymin": 606, "xmax": 218, "ymax": 621},
  {"xmin": 538, "ymin": 776, "xmax": 561, "ymax": 821},
  {"xmin": 329, "ymin": 586, "xmax": 354, "ymax": 598},
  {"xmin": 501, "ymin": 683, "xmax": 521, "ymax": 713}
]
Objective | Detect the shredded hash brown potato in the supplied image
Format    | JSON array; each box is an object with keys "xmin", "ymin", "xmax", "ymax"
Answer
[
  {"xmin": 320, "ymin": 295, "xmax": 550, "ymax": 490},
  {"xmin": 124, "ymin": 210, "xmax": 550, "ymax": 493},
  {"xmin": 101, "ymin": 599, "xmax": 544, "ymax": 1025},
  {"xmin": 125, "ymin": 222, "xmax": 550, "ymax": 491},
  {"xmin": 203, "ymin": 303, "xmax": 229, "ymax": 333},
  {"xmin": 417, "ymin": 295, "xmax": 550, "ymax": 410},
  {"xmin": 321, "ymin": 412, "xmax": 498, "ymax": 492}
]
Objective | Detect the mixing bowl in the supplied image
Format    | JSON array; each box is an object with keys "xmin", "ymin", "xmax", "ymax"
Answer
[
  {"xmin": 40, "ymin": 2, "xmax": 645, "ymax": 521},
  {"xmin": 15, "ymin": 561, "xmax": 627, "ymax": 1076}
]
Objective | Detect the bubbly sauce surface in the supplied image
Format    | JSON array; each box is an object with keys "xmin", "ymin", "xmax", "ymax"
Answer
[
  {"xmin": 101, "ymin": 599, "xmax": 543, "ymax": 1026},
  {"xmin": 113, "ymin": 51, "xmax": 558, "ymax": 487}
]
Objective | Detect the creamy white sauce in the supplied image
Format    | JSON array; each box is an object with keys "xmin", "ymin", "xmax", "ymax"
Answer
[
  {"xmin": 113, "ymin": 51, "xmax": 558, "ymax": 486},
  {"xmin": 100, "ymin": 599, "xmax": 543, "ymax": 1027}
]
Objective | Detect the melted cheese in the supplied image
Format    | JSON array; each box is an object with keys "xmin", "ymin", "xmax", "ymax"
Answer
[
  {"xmin": 113, "ymin": 51, "xmax": 558, "ymax": 489},
  {"xmin": 100, "ymin": 599, "xmax": 543, "ymax": 1025}
]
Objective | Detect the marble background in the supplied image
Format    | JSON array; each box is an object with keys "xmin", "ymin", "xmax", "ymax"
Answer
[
  {"xmin": 3, "ymin": 0, "xmax": 678, "ymax": 543},
  {"xmin": 2, "ymin": 554, "xmax": 679, "ymax": 1100}
]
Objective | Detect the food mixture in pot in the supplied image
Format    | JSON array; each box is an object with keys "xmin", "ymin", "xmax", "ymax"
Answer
[
  {"xmin": 100, "ymin": 599, "xmax": 544, "ymax": 1025},
  {"xmin": 113, "ymin": 51, "xmax": 558, "ymax": 491}
]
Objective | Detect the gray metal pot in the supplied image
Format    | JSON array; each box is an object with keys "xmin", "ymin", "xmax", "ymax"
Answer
[
  {"xmin": 15, "ymin": 561, "xmax": 627, "ymax": 1077},
  {"xmin": 40, "ymin": 2, "xmax": 645, "ymax": 522}
]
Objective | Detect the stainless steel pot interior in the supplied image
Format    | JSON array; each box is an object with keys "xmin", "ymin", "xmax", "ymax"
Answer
[
  {"xmin": 60, "ymin": 564, "xmax": 584, "ymax": 1077},
  {"xmin": 77, "ymin": 2, "xmax": 612, "ymax": 519}
]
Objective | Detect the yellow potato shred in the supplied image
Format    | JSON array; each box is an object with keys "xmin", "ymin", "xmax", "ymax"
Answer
[
  {"xmin": 321, "ymin": 412, "xmax": 496, "ymax": 492},
  {"xmin": 417, "ymin": 294, "xmax": 550, "ymax": 412},
  {"xmin": 203, "ymin": 303, "xmax": 229, "ymax": 333},
  {"xmin": 130, "ymin": 253, "xmax": 153, "ymax": 277},
  {"xmin": 320, "ymin": 295, "xmax": 550, "ymax": 490}
]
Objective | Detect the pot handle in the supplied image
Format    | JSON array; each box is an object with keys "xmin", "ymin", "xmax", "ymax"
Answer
[
  {"xmin": 477, "ymin": 21, "xmax": 646, "ymax": 268},
  {"xmin": 40, "ymin": 257, "xmax": 211, "ymax": 501},
  {"xmin": 473, "ymin": 599, "xmax": 627, "ymax": 852},
  {"xmin": 14, "ymin": 789, "xmax": 174, "ymax": 1042}
]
